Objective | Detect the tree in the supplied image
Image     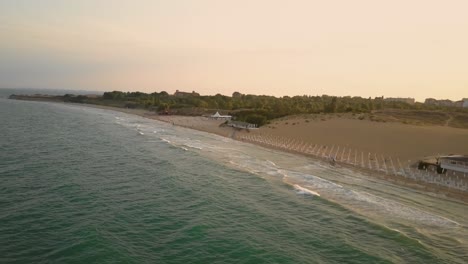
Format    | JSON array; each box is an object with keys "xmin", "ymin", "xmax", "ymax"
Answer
[
  {"xmin": 232, "ymin": 91, "xmax": 242, "ymax": 98},
  {"xmin": 246, "ymin": 114, "xmax": 267, "ymax": 126},
  {"xmin": 325, "ymin": 97, "xmax": 338, "ymax": 113}
]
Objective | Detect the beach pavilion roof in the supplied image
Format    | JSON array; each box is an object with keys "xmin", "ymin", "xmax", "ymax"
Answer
[{"xmin": 211, "ymin": 112, "xmax": 232, "ymax": 118}]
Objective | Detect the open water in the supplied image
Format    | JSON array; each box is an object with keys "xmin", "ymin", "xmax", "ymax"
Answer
[{"xmin": 1, "ymin": 89, "xmax": 467, "ymax": 263}]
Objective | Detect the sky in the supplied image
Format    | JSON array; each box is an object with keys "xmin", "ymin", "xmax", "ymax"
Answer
[{"xmin": 1, "ymin": 0, "xmax": 467, "ymax": 101}]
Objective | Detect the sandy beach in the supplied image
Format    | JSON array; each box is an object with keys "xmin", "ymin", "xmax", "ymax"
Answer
[
  {"xmin": 72, "ymin": 103, "xmax": 468, "ymax": 161},
  {"xmin": 76, "ymin": 103, "xmax": 468, "ymax": 201},
  {"xmin": 84, "ymin": 103, "xmax": 468, "ymax": 165},
  {"xmin": 152, "ymin": 112, "xmax": 468, "ymax": 201},
  {"xmin": 153, "ymin": 113, "xmax": 468, "ymax": 163},
  {"xmin": 257, "ymin": 115, "xmax": 468, "ymax": 163}
]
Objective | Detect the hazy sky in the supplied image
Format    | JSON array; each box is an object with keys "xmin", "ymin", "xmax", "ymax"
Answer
[{"xmin": 1, "ymin": 0, "xmax": 467, "ymax": 101}]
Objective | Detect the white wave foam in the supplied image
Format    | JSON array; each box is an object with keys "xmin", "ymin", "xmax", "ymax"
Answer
[
  {"xmin": 281, "ymin": 170, "xmax": 458, "ymax": 228},
  {"xmin": 267, "ymin": 160, "xmax": 277, "ymax": 166},
  {"xmin": 184, "ymin": 144, "xmax": 203, "ymax": 150},
  {"xmin": 286, "ymin": 170, "xmax": 344, "ymax": 190},
  {"xmin": 351, "ymin": 191, "xmax": 460, "ymax": 227},
  {"xmin": 294, "ymin": 184, "xmax": 320, "ymax": 196}
]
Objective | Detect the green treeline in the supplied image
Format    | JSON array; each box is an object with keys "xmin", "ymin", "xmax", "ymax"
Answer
[{"xmin": 74, "ymin": 91, "xmax": 466, "ymax": 126}]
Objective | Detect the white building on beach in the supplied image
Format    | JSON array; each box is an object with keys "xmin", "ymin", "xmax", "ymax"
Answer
[
  {"xmin": 210, "ymin": 112, "xmax": 232, "ymax": 120},
  {"xmin": 439, "ymin": 156, "xmax": 468, "ymax": 173}
]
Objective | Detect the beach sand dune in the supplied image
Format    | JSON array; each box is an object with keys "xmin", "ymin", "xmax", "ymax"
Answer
[
  {"xmin": 153, "ymin": 113, "xmax": 468, "ymax": 164},
  {"xmin": 257, "ymin": 116, "xmax": 468, "ymax": 163}
]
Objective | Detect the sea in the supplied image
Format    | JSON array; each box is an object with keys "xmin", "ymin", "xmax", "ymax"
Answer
[{"xmin": 1, "ymin": 88, "xmax": 467, "ymax": 263}]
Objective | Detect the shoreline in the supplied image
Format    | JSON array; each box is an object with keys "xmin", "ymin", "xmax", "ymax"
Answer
[
  {"xmin": 237, "ymin": 134, "xmax": 468, "ymax": 203},
  {"xmin": 81, "ymin": 104, "xmax": 468, "ymax": 203},
  {"xmin": 10, "ymin": 99, "xmax": 468, "ymax": 203}
]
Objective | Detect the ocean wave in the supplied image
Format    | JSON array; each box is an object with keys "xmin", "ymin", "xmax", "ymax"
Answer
[
  {"xmin": 160, "ymin": 138, "xmax": 171, "ymax": 143},
  {"xmin": 293, "ymin": 184, "xmax": 320, "ymax": 196},
  {"xmin": 284, "ymin": 171, "xmax": 459, "ymax": 228},
  {"xmin": 183, "ymin": 144, "xmax": 203, "ymax": 150}
]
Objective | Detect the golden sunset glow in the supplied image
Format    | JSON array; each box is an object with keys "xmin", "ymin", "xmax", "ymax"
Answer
[{"xmin": 1, "ymin": 0, "xmax": 467, "ymax": 100}]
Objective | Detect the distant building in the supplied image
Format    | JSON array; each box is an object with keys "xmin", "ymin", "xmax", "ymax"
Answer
[
  {"xmin": 439, "ymin": 100, "xmax": 455, "ymax": 107},
  {"xmin": 463, "ymin": 98, "xmax": 468, "ymax": 108},
  {"xmin": 424, "ymin": 98, "xmax": 437, "ymax": 105},
  {"xmin": 424, "ymin": 98, "xmax": 467, "ymax": 108},
  {"xmin": 454, "ymin": 100, "xmax": 464, "ymax": 108},
  {"xmin": 84, "ymin": 94, "xmax": 101, "ymax": 98},
  {"xmin": 384, "ymin": 97, "xmax": 415, "ymax": 104},
  {"xmin": 174, "ymin": 90, "xmax": 200, "ymax": 97}
]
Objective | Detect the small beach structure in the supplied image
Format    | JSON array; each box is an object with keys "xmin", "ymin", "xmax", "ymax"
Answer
[
  {"xmin": 226, "ymin": 120, "xmax": 258, "ymax": 129},
  {"xmin": 439, "ymin": 155, "xmax": 468, "ymax": 173},
  {"xmin": 210, "ymin": 111, "xmax": 232, "ymax": 120},
  {"xmin": 418, "ymin": 155, "xmax": 468, "ymax": 174}
]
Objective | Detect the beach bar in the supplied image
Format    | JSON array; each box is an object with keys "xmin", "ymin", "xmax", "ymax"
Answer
[{"xmin": 439, "ymin": 156, "xmax": 468, "ymax": 173}]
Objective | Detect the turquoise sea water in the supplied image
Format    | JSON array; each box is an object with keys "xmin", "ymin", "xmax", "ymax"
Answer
[{"xmin": 1, "ymin": 89, "xmax": 467, "ymax": 263}]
